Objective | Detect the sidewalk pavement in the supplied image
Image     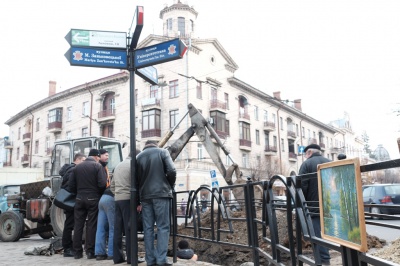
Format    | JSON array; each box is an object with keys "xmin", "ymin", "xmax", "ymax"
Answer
[{"xmin": 0, "ymin": 235, "xmax": 219, "ymax": 266}]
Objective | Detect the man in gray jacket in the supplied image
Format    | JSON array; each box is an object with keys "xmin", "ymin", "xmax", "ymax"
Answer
[
  {"xmin": 111, "ymin": 150, "xmax": 142, "ymax": 264},
  {"xmin": 136, "ymin": 140, "xmax": 176, "ymax": 266}
]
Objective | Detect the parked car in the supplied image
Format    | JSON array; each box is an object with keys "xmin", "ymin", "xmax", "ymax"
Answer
[{"xmin": 362, "ymin": 183, "xmax": 400, "ymax": 219}]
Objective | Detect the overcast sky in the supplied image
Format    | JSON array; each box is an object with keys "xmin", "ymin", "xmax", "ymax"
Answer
[{"xmin": 1, "ymin": 0, "xmax": 399, "ymax": 159}]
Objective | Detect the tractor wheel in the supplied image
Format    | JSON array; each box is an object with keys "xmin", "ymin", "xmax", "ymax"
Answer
[
  {"xmin": 38, "ymin": 223, "xmax": 54, "ymax": 239},
  {"xmin": 50, "ymin": 205, "xmax": 65, "ymax": 237},
  {"xmin": 0, "ymin": 211, "xmax": 24, "ymax": 242}
]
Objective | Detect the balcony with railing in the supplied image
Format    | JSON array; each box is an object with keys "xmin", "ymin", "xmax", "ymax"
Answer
[
  {"xmin": 22, "ymin": 132, "xmax": 31, "ymax": 143},
  {"xmin": 48, "ymin": 121, "xmax": 62, "ymax": 133},
  {"xmin": 288, "ymin": 152, "xmax": 297, "ymax": 162},
  {"xmin": 141, "ymin": 129, "xmax": 161, "ymax": 138},
  {"xmin": 21, "ymin": 154, "xmax": 29, "ymax": 165},
  {"xmin": 3, "ymin": 162, "xmax": 12, "ymax": 167},
  {"xmin": 98, "ymin": 108, "xmax": 116, "ymax": 123},
  {"xmin": 4, "ymin": 140, "xmax": 13, "ymax": 149},
  {"xmin": 239, "ymin": 112, "xmax": 250, "ymax": 121},
  {"xmin": 210, "ymin": 99, "xmax": 227, "ymax": 111},
  {"xmin": 239, "ymin": 139, "xmax": 252, "ymax": 151},
  {"xmin": 263, "ymin": 121, "xmax": 275, "ymax": 131},
  {"xmin": 141, "ymin": 98, "xmax": 161, "ymax": 110},
  {"xmin": 264, "ymin": 145, "xmax": 277, "ymax": 155},
  {"xmin": 287, "ymin": 130, "xmax": 296, "ymax": 140}
]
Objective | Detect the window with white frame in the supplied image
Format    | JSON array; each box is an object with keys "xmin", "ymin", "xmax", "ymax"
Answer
[
  {"xmin": 82, "ymin": 102, "xmax": 89, "ymax": 116},
  {"xmin": 167, "ymin": 18, "xmax": 173, "ymax": 30},
  {"xmin": 255, "ymin": 130, "xmax": 260, "ymax": 145},
  {"xmin": 170, "ymin": 109, "xmax": 179, "ymax": 128},
  {"xmin": 242, "ymin": 153, "xmax": 248, "ymax": 168},
  {"xmin": 178, "ymin": 17, "xmax": 185, "ymax": 35},
  {"xmin": 254, "ymin": 106, "xmax": 259, "ymax": 120},
  {"xmin": 66, "ymin": 131, "xmax": 72, "ymax": 140},
  {"xmin": 82, "ymin": 127, "xmax": 88, "ymax": 137},
  {"xmin": 281, "ymin": 138, "xmax": 285, "ymax": 151},
  {"xmin": 36, "ymin": 118, "xmax": 40, "ymax": 132},
  {"xmin": 169, "ymin": 80, "xmax": 179, "ymax": 98},
  {"xmin": 150, "ymin": 85, "xmax": 159, "ymax": 99},
  {"xmin": 196, "ymin": 81, "xmax": 202, "ymax": 99},
  {"xmin": 263, "ymin": 110, "xmax": 268, "ymax": 122},
  {"xmin": 67, "ymin": 106, "xmax": 72, "ymax": 121}
]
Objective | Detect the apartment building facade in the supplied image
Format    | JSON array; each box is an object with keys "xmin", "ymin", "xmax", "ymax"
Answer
[{"xmin": 3, "ymin": 1, "xmax": 364, "ymax": 191}]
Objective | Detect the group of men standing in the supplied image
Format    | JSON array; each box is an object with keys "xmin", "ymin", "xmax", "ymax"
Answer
[{"xmin": 59, "ymin": 139, "xmax": 176, "ymax": 266}]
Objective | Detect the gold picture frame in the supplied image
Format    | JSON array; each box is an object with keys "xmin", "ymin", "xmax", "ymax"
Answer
[{"xmin": 317, "ymin": 157, "xmax": 367, "ymax": 252}]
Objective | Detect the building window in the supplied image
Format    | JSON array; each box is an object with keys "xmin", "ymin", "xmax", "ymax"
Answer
[
  {"xmin": 34, "ymin": 140, "xmax": 39, "ymax": 154},
  {"xmin": 102, "ymin": 124, "xmax": 114, "ymax": 138},
  {"xmin": 255, "ymin": 130, "xmax": 260, "ymax": 145},
  {"xmin": 48, "ymin": 108, "xmax": 62, "ymax": 124},
  {"xmin": 197, "ymin": 143, "xmax": 203, "ymax": 161},
  {"xmin": 272, "ymin": 114, "xmax": 276, "ymax": 125},
  {"xmin": 169, "ymin": 80, "xmax": 179, "ymax": 98},
  {"xmin": 82, "ymin": 102, "xmax": 89, "ymax": 116},
  {"xmin": 18, "ymin": 127, "xmax": 21, "ymax": 140},
  {"xmin": 211, "ymin": 87, "xmax": 217, "ymax": 100},
  {"xmin": 254, "ymin": 106, "xmax": 259, "ymax": 120},
  {"xmin": 102, "ymin": 93, "xmax": 115, "ymax": 115},
  {"xmin": 264, "ymin": 132, "xmax": 270, "ymax": 146},
  {"xmin": 66, "ymin": 131, "xmax": 72, "ymax": 140},
  {"xmin": 224, "ymin": 93, "xmax": 229, "ymax": 109},
  {"xmin": 142, "ymin": 109, "xmax": 161, "ymax": 130},
  {"xmin": 178, "ymin": 17, "xmax": 185, "ymax": 36},
  {"xmin": 280, "ymin": 117, "xmax": 283, "ymax": 130},
  {"xmin": 239, "ymin": 122, "xmax": 251, "ymax": 141},
  {"xmin": 242, "ymin": 153, "xmax": 248, "ymax": 168},
  {"xmin": 196, "ymin": 81, "xmax": 202, "ymax": 99},
  {"xmin": 263, "ymin": 110, "xmax": 268, "ymax": 122},
  {"xmin": 66, "ymin": 106, "xmax": 72, "ymax": 121},
  {"xmin": 36, "ymin": 118, "xmax": 40, "ymax": 132},
  {"xmin": 308, "ymin": 129, "xmax": 311, "ymax": 139},
  {"xmin": 302, "ymin": 127, "xmax": 305, "ymax": 138},
  {"xmin": 150, "ymin": 85, "xmax": 159, "ymax": 99},
  {"xmin": 170, "ymin": 109, "xmax": 179, "ymax": 128},
  {"xmin": 210, "ymin": 111, "xmax": 229, "ymax": 135},
  {"xmin": 190, "ymin": 19, "xmax": 194, "ymax": 31},
  {"xmin": 17, "ymin": 148, "xmax": 20, "ymax": 160},
  {"xmin": 45, "ymin": 136, "xmax": 50, "ymax": 153},
  {"xmin": 44, "ymin": 162, "xmax": 50, "ymax": 177},
  {"xmin": 82, "ymin": 127, "xmax": 88, "ymax": 137},
  {"xmin": 281, "ymin": 138, "xmax": 285, "ymax": 152},
  {"xmin": 135, "ymin": 89, "xmax": 138, "ymax": 105},
  {"xmin": 273, "ymin": 136, "xmax": 277, "ymax": 147},
  {"xmin": 296, "ymin": 124, "xmax": 299, "ymax": 136},
  {"xmin": 167, "ymin": 18, "xmax": 173, "ymax": 30}
]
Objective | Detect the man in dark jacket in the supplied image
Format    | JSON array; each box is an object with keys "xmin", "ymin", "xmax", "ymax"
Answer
[
  {"xmin": 136, "ymin": 140, "xmax": 176, "ymax": 266},
  {"xmin": 68, "ymin": 149, "xmax": 107, "ymax": 260},
  {"xmin": 299, "ymin": 144, "xmax": 331, "ymax": 265},
  {"xmin": 58, "ymin": 152, "xmax": 86, "ymax": 257}
]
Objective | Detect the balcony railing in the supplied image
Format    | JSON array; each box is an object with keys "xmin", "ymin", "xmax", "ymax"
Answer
[
  {"xmin": 239, "ymin": 112, "xmax": 250, "ymax": 120},
  {"xmin": 142, "ymin": 98, "xmax": 160, "ymax": 109},
  {"xmin": 264, "ymin": 145, "xmax": 277, "ymax": 152},
  {"xmin": 48, "ymin": 121, "xmax": 62, "ymax": 132},
  {"xmin": 23, "ymin": 132, "xmax": 31, "ymax": 140},
  {"xmin": 289, "ymin": 152, "xmax": 297, "ymax": 159},
  {"xmin": 287, "ymin": 131, "xmax": 296, "ymax": 138},
  {"xmin": 210, "ymin": 99, "xmax": 227, "ymax": 110},
  {"xmin": 141, "ymin": 129, "xmax": 161, "ymax": 138},
  {"xmin": 4, "ymin": 140, "xmax": 13, "ymax": 149},
  {"xmin": 263, "ymin": 121, "xmax": 275, "ymax": 130},
  {"xmin": 214, "ymin": 130, "xmax": 228, "ymax": 139},
  {"xmin": 239, "ymin": 139, "xmax": 252, "ymax": 147},
  {"xmin": 98, "ymin": 109, "xmax": 116, "ymax": 119},
  {"xmin": 21, "ymin": 154, "xmax": 29, "ymax": 163}
]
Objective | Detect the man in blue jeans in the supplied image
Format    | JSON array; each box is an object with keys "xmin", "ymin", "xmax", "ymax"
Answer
[
  {"xmin": 95, "ymin": 149, "xmax": 115, "ymax": 260},
  {"xmin": 299, "ymin": 144, "xmax": 331, "ymax": 265},
  {"xmin": 136, "ymin": 140, "xmax": 176, "ymax": 266}
]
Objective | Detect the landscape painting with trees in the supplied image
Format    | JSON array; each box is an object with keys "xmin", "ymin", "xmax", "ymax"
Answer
[{"xmin": 317, "ymin": 158, "xmax": 367, "ymax": 252}]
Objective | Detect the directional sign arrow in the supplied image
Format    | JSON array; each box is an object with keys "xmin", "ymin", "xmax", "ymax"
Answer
[
  {"xmin": 65, "ymin": 29, "xmax": 127, "ymax": 49},
  {"xmin": 73, "ymin": 32, "xmax": 89, "ymax": 44}
]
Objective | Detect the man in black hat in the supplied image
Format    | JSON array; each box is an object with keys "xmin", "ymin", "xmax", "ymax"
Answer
[
  {"xmin": 68, "ymin": 148, "xmax": 107, "ymax": 260},
  {"xmin": 299, "ymin": 144, "xmax": 331, "ymax": 265}
]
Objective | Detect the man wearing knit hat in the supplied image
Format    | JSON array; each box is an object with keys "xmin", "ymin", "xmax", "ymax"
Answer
[
  {"xmin": 299, "ymin": 144, "xmax": 331, "ymax": 265},
  {"xmin": 68, "ymin": 148, "xmax": 107, "ymax": 260}
]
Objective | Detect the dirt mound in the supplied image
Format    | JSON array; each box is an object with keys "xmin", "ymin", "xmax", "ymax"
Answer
[{"xmin": 163, "ymin": 209, "xmax": 396, "ymax": 266}]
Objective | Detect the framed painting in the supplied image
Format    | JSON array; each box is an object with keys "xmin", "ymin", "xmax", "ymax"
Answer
[{"xmin": 317, "ymin": 157, "xmax": 367, "ymax": 252}]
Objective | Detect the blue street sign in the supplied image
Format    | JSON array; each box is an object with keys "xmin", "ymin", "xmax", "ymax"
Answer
[
  {"xmin": 210, "ymin": 170, "xmax": 216, "ymax": 178},
  {"xmin": 65, "ymin": 47, "xmax": 127, "ymax": 69},
  {"xmin": 136, "ymin": 66, "xmax": 158, "ymax": 85},
  {"xmin": 298, "ymin": 145, "xmax": 305, "ymax": 154},
  {"xmin": 134, "ymin": 38, "xmax": 187, "ymax": 69}
]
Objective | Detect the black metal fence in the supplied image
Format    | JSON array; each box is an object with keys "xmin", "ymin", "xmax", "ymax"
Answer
[{"xmin": 171, "ymin": 158, "xmax": 400, "ymax": 266}]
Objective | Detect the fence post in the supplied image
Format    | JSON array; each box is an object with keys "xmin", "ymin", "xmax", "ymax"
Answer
[{"xmin": 244, "ymin": 177, "xmax": 260, "ymax": 265}]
